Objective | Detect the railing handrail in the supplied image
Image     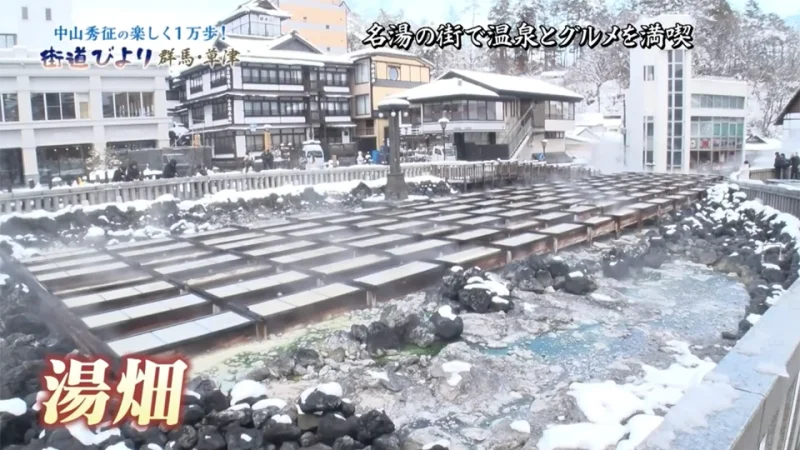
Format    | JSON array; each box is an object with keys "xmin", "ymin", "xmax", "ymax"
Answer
[
  {"xmin": 507, "ymin": 103, "xmax": 537, "ymax": 160},
  {"xmin": 640, "ymin": 181, "xmax": 800, "ymax": 450},
  {"xmin": 0, "ymin": 162, "xmax": 594, "ymax": 214}
]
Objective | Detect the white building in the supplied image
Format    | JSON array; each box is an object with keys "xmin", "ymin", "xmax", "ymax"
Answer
[
  {"xmin": 0, "ymin": 0, "xmax": 72, "ymax": 50},
  {"xmin": 625, "ymin": 14, "xmax": 748, "ymax": 173},
  {"xmin": 777, "ymin": 88, "xmax": 800, "ymax": 157},
  {"xmin": 0, "ymin": 47, "xmax": 171, "ymax": 185}
]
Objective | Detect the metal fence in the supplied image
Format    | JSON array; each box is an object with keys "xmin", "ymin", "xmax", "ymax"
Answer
[
  {"xmin": 0, "ymin": 162, "xmax": 594, "ymax": 214},
  {"xmin": 641, "ymin": 181, "xmax": 800, "ymax": 450}
]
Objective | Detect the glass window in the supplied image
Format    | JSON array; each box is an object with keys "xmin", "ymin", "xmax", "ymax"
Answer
[
  {"xmin": 191, "ymin": 105, "xmax": 204, "ymax": 122},
  {"xmin": 450, "ymin": 101, "xmax": 464, "ymax": 120},
  {"xmin": 643, "ymin": 65, "xmax": 654, "ymax": 81},
  {"xmin": 1, "ymin": 93, "xmax": 19, "ymax": 122},
  {"xmin": 102, "ymin": 93, "xmax": 114, "ymax": 118},
  {"xmin": 128, "ymin": 92, "xmax": 142, "ymax": 117},
  {"xmin": 189, "ymin": 76, "xmax": 203, "ymax": 93},
  {"xmin": 212, "ymin": 101, "xmax": 227, "ymax": 120},
  {"xmin": 0, "ymin": 34, "xmax": 16, "ymax": 48},
  {"xmin": 691, "ymin": 95, "xmax": 700, "ymax": 108},
  {"xmin": 113, "ymin": 93, "xmax": 128, "ymax": 117},
  {"xmin": 468, "ymin": 101, "xmax": 479, "ymax": 120},
  {"xmin": 210, "ymin": 69, "xmax": 228, "ymax": 88},
  {"xmin": 477, "ymin": 101, "xmax": 487, "ymax": 121},
  {"xmin": 141, "ymin": 92, "xmax": 154, "ymax": 116},
  {"xmin": 246, "ymin": 135, "xmax": 264, "ymax": 153},
  {"xmin": 45, "ymin": 8, "xmax": 52, "ymax": 20},
  {"xmin": 355, "ymin": 95, "xmax": 369, "ymax": 115},
  {"xmin": 45, "ymin": 93, "xmax": 61, "ymax": 120},
  {"xmin": 713, "ymin": 96, "xmax": 722, "ymax": 108},
  {"xmin": 387, "ymin": 65, "xmax": 400, "ymax": 81},
  {"xmin": 355, "ymin": 62, "xmax": 370, "ymax": 84},
  {"xmin": 60, "ymin": 93, "xmax": 76, "ymax": 120}
]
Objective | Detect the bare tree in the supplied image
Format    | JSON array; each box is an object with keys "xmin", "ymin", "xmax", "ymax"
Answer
[{"xmin": 564, "ymin": 46, "xmax": 623, "ymax": 113}]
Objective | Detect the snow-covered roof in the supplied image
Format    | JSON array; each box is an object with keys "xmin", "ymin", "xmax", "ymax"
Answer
[
  {"xmin": 776, "ymin": 87, "xmax": 800, "ymax": 125},
  {"xmin": 343, "ymin": 48, "xmax": 433, "ymax": 67},
  {"xmin": 389, "ymin": 78, "xmax": 500, "ymax": 102},
  {"xmin": 573, "ymin": 127, "xmax": 602, "ymax": 141},
  {"xmin": 440, "ymin": 69, "xmax": 583, "ymax": 101},
  {"xmin": 217, "ymin": 32, "xmax": 325, "ymax": 57},
  {"xmin": 218, "ymin": 0, "xmax": 291, "ymax": 25},
  {"xmin": 565, "ymin": 131, "xmax": 598, "ymax": 144},
  {"xmin": 745, "ymin": 135, "xmax": 782, "ymax": 152}
]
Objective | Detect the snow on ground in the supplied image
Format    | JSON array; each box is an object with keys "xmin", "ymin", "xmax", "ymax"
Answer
[{"xmin": 536, "ymin": 339, "xmax": 720, "ymax": 450}]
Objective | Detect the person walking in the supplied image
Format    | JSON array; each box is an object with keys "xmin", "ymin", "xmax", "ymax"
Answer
[
  {"xmin": 791, "ymin": 152, "xmax": 800, "ymax": 180},
  {"xmin": 774, "ymin": 152, "xmax": 782, "ymax": 179}
]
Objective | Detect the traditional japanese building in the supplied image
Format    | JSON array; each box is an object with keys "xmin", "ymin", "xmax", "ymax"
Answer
[
  {"xmin": 388, "ymin": 69, "xmax": 582, "ymax": 161},
  {"xmin": 170, "ymin": 0, "xmax": 430, "ymax": 163}
]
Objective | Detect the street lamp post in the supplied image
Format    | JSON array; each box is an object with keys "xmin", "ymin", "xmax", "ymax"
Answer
[
  {"xmin": 541, "ymin": 139, "xmax": 548, "ymax": 161},
  {"xmin": 377, "ymin": 97, "xmax": 411, "ymax": 201},
  {"xmin": 438, "ymin": 116, "xmax": 449, "ymax": 158}
]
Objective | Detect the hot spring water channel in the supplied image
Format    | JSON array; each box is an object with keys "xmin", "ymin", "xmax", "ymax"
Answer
[{"xmin": 481, "ymin": 260, "xmax": 748, "ymax": 368}]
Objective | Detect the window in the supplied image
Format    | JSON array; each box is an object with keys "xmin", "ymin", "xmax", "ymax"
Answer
[
  {"xmin": 0, "ymin": 94, "xmax": 19, "ymax": 122},
  {"xmin": 209, "ymin": 132, "xmax": 236, "ymax": 155},
  {"xmin": 210, "ymin": 69, "xmax": 228, "ymax": 88},
  {"xmin": 246, "ymin": 135, "xmax": 265, "ymax": 153},
  {"xmin": 355, "ymin": 62, "xmax": 370, "ymax": 84},
  {"xmin": 243, "ymin": 100, "xmax": 280, "ymax": 117},
  {"xmin": 690, "ymin": 94, "xmax": 745, "ymax": 110},
  {"xmin": 100, "ymin": 92, "xmax": 155, "ymax": 118},
  {"xmin": 321, "ymin": 69, "xmax": 348, "ymax": 87},
  {"xmin": 270, "ymin": 128, "xmax": 306, "ymax": 148},
  {"xmin": 21, "ymin": 7, "xmax": 28, "ymax": 20},
  {"xmin": 31, "ymin": 92, "xmax": 86, "ymax": 121},
  {"xmin": 387, "ymin": 65, "xmax": 400, "ymax": 81},
  {"xmin": 545, "ymin": 101, "xmax": 574, "ymax": 120},
  {"xmin": 189, "ymin": 76, "xmax": 203, "ymax": 94},
  {"xmin": 280, "ymin": 98, "xmax": 305, "ymax": 116},
  {"xmin": 278, "ymin": 68, "xmax": 302, "ymax": 85},
  {"xmin": 242, "ymin": 66, "xmax": 301, "ymax": 84},
  {"xmin": 545, "ymin": 131, "xmax": 565, "ymax": 139},
  {"xmin": 643, "ymin": 65, "xmax": 655, "ymax": 81},
  {"xmin": 0, "ymin": 34, "xmax": 16, "ymax": 48},
  {"xmin": 212, "ymin": 101, "xmax": 228, "ymax": 120},
  {"xmin": 325, "ymin": 99, "xmax": 350, "ymax": 116},
  {"xmin": 643, "ymin": 115, "xmax": 654, "ymax": 166},
  {"xmin": 688, "ymin": 116, "xmax": 744, "ymax": 169},
  {"xmin": 325, "ymin": 25, "xmax": 330, "ymax": 29},
  {"xmin": 355, "ymin": 95, "xmax": 370, "ymax": 115},
  {"xmin": 45, "ymin": 8, "xmax": 52, "ymax": 20},
  {"xmin": 191, "ymin": 105, "xmax": 204, "ymax": 122},
  {"xmin": 423, "ymin": 101, "xmax": 501, "ymax": 122}
]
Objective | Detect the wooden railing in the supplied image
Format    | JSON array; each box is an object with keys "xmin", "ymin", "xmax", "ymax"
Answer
[{"xmin": 0, "ymin": 162, "xmax": 595, "ymax": 214}]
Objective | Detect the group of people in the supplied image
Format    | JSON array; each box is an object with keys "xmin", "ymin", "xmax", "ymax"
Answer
[
  {"xmin": 111, "ymin": 161, "xmax": 143, "ymax": 182},
  {"xmin": 244, "ymin": 149, "xmax": 276, "ymax": 172},
  {"xmin": 773, "ymin": 152, "xmax": 800, "ymax": 180}
]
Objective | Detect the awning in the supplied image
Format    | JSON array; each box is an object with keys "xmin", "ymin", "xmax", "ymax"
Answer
[{"xmin": 329, "ymin": 123, "xmax": 356, "ymax": 128}]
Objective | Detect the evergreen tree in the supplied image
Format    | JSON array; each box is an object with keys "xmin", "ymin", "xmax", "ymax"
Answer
[{"xmin": 487, "ymin": 0, "xmax": 514, "ymax": 74}]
